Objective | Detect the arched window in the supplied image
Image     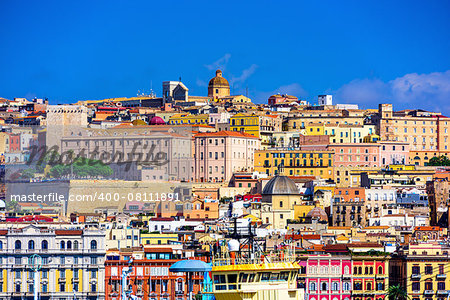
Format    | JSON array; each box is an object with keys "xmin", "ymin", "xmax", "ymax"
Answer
[
  {"xmin": 90, "ymin": 240, "xmax": 97, "ymax": 250},
  {"xmin": 367, "ymin": 282, "xmax": 372, "ymax": 290},
  {"xmin": 67, "ymin": 241, "xmax": 72, "ymax": 249},
  {"xmin": 28, "ymin": 240, "xmax": 35, "ymax": 250},
  {"xmin": 365, "ymin": 267, "xmax": 369, "ymax": 274},
  {"xmin": 378, "ymin": 266, "xmax": 383, "ymax": 274},
  {"xmin": 60, "ymin": 241, "xmax": 65, "ymax": 249},
  {"xmin": 41, "ymin": 240, "xmax": 48, "ymax": 250},
  {"xmin": 344, "ymin": 266, "xmax": 350, "ymax": 275},
  {"xmin": 74, "ymin": 241, "xmax": 79, "ymax": 250},
  {"xmin": 321, "ymin": 282, "xmax": 328, "ymax": 291},
  {"xmin": 370, "ymin": 267, "xmax": 373, "ymax": 274},
  {"xmin": 0, "ymin": 241, "xmax": 3, "ymax": 250},
  {"xmin": 354, "ymin": 267, "xmax": 358, "ymax": 274},
  {"xmin": 15, "ymin": 240, "xmax": 21, "ymax": 250},
  {"xmin": 358, "ymin": 267, "xmax": 362, "ymax": 274},
  {"xmin": 343, "ymin": 282, "xmax": 350, "ymax": 291},
  {"xmin": 310, "ymin": 282, "xmax": 316, "ymax": 291},
  {"xmin": 332, "ymin": 282, "xmax": 339, "ymax": 291}
]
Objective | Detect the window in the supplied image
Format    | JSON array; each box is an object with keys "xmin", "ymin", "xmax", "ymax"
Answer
[
  {"xmin": 28, "ymin": 240, "xmax": 35, "ymax": 250},
  {"xmin": 425, "ymin": 265, "xmax": 433, "ymax": 275},
  {"xmin": 41, "ymin": 240, "xmax": 48, "ymax": 250},
  {"xmin": 90, "ymin": 240, "xmax": 97, "ymax": 250},
  {"xmin": 438, "ymin": 282, "xmax": 445, "ymax": 290},
  {"xmin": 60, "ymin": 241, "xmax": 65, "ymax": 250},
  {"xmin": 310, "ymin": 282, "xmax": 316, "ymax": 291},
  {"xmin": 15, "ymin": 240, "xmax": 21, "ymax": 250}
]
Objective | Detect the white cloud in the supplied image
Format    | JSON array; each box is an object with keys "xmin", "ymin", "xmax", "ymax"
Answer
[
  {"xmin": 204, "ymin": 54, "xmax": 231, "ymax": 71},
  {"xmin": 231, "ymin": 64, "xmax": 258, "ymax": 86},
  {"xmin": 334, "ymin": 70, "xmax": 450, "ymax": 114}
]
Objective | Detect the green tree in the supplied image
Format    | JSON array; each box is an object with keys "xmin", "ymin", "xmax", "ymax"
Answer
[
  {"xmin": 5, "ymin": 200, "xmax": 22, "ymax": 213},
  {"xmin": 49, "ymin": 157, "xmax": 112, "ymax": 179},
  {"xmin": 386, "ymin": 285, "xmax": 409, "ymax": 300},
  {"xmin": 20, "ymin": 169, "xmax": 35, "ymax": 179},
  {"xmin": 428, "ymin": 155, "xmax": 450, "ymax": 166}
]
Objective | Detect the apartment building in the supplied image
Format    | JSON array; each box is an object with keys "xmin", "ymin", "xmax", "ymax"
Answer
[
  {"xmin": 254, "ymin": 149, "xmax": 334, "ymax": 180},
  {"xmin": 331, "ymin": 188, "xmax": 366, "ymax": 227},
  {"xmin": 377, "ymin": 104, "xmax": 450, "ymax": 165},
  {"xmin": 390, "ymin": 243, "xmax": 450, "ymax": 300},
  {"xmin": 193, "ymin": 131, "xmax": 260, "ymax": 183},
  {"xmin": 0, "ymin": 224, "xmax": 105, "ymax": 300},
  {"xmin": 104, "ymin": 246, "xmax": 208, "ymax": 300},
  {"xmin": 229, "ymin": 113, "xmax": 282, "ymax": 145}
]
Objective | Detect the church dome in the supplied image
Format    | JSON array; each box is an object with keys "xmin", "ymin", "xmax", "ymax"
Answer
[
  {"xmin": 306, "ymin": 207, "xmax": 328, "ymax": 222},
  {"xmin": 262, "ymin": 175, "xmax": 299, "ymax": 195},
  {"xmin": 208, "ymin": 69, "xmax": 230, "ymax": 87},
  {"xmin": 150, "ymin": 116, "xmax": 165, "ymax": 125}
]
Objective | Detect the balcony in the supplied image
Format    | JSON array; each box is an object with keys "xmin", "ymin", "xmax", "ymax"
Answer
[
  {"xmin": 424, "ymin": 290, "xmax": 434, "ymax": 295},
  {"xmin": 437, "ymin": 274, "xmax": 447, "ymax": 279},
  {"xmin": 58, "ymin": 277, "xmax": 66, "ymax": 283},
  {"xmin": 437, "ymin": 290, "xmax": 449, "ymax": 295},
  {"xmin": 411, "ymin": 274, "xmax": 421, "ymax": 280}
]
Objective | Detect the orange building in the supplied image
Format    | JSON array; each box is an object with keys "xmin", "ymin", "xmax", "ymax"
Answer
[
  {"xmin": 104, "ymin": 247, "xmax": 209, "ymax": 300},
  {"xmin": 185, "ymin": 199, "xmax": 219, "ymax": 220}
]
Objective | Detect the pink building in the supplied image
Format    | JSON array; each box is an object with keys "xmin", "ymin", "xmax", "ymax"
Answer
[
  {"xmin": 193, "ymin": 131, "xmax": 260, "ymax": 183},
  {"xmin": 379, "ymin": 141, "xmax": 409, "ymax": 166},
  {"xmin": 329, "ymin": 143, "xmax": 381, "ymax": 168},
  {"xmin": 304, "ymin": 245, "xmax": 352, "ymax": 300}
]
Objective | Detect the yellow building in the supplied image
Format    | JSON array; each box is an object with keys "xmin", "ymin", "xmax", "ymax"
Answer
[
  {"xmin": 141, "ymin": 233, "xmax": 179, "ymax": 245},
  {"xmin": 285, "ymin": 108, "xmax": 367, "ymax": 131},
  {"xmin": 304, "ymin": 123, "xmax": 325, "ymax": 135},
  {"xmin": 168, "ymin": 113, "xmax": 209, "ymax": 125},
  {"xmin": 254, "ymin": 149, "xmax": 334, "ymax": 180},
  {"xmin": 378, "ymin": 104, "xmax": 450, "ymax": 152},
  {"xmin": 230, "ymin": 113, "xmax": 282, "ymax": 144},
  {"xmin": 410, "ymin": 150, "xmax": 450, "ymax": 166},
  {"xmin": 392, "ymin": 243, "xmax": 450, "ymax": 300},
  {"xmin": 324, "ymin": 124, "xmax": 376, "ymax": 143},
  {"xmin": 293, "ymin": 204, "xmax": 315, "ymax": 220}
]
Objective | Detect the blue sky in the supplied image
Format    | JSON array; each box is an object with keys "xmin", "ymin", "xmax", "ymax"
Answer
[{"xmin": 1, "ymin": 0, "xmax": 450, "ymax": 114}]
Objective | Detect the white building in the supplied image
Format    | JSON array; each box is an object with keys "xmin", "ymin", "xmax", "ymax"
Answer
[
  {"xmin": 0, "ymin": 224, "xmax": 106, "ymax": 300},
  {"xmin": 318, "ymin": 95, "xmax": 333, "ymax": 106}
]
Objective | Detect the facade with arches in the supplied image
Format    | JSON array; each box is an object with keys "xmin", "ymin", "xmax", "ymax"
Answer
[
  {"xmin": 303, "ymin": 250, "xmax": 352, "ymax": 300},
  {"xmin": 0, "ymin": 224, "xmax": 105, "ymax": 300}
]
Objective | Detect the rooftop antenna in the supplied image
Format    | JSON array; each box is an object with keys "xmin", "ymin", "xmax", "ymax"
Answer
[{"xmin": 246, "ymin": 85, "xmax": 248, "ymax": 98}]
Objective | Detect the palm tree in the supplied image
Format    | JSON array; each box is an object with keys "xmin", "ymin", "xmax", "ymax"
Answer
[{"xmin": 386, "ymin": 285, "xmax": 409, "ymax": 300}]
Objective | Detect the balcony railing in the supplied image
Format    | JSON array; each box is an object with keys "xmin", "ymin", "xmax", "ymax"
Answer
[
  {"xmin": 411, "ymin": 274, "xmax": 421, "ymax": 279},
  {"xmin": 436, "ymin": 274, "xmax": 447, "ymax": 279}
]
